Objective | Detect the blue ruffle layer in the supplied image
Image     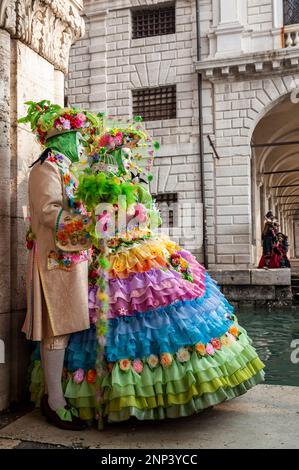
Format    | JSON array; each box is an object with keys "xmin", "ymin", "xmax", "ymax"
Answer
[
  {"xmin": 64, "ymin": 324, "xmax": 97, "ymax": 372},
  {"xmin": 105, "ymin": 273, "xmax": 234, "ymax": 361},
  {"xmin": 62, "ymin": 273, "xmax": 234, "ymax": 369}
]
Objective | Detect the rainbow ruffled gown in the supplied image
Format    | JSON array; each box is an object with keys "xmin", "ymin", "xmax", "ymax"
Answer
[{"xmin": 29, "ymin": 230, "xmax": 265, "ymax": 424}]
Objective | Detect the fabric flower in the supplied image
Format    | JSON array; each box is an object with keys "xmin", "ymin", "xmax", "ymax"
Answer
[
  {"xmin": 195, "ymin": 343, "xmax": 206, "ymax": 356},
  {"xmin": 99, "ymin": 133, "xmax": 113, "ymax": 148},
  {"xmin": 74, "ymin": 113, "xmax": 86, "ymax": 128},
  {"xmin": 226, "ymin": 332, "xmax": 237, "ymax": 343},
  {"xmin": 89, "ymin": 308, "xmax": 98, "ymax": 324},
  {"xmin": 119, "ymin": 359, "xmax": 131, "ymax": 372},
  {"xmin": 205, "ymin": 343, "xmax": 215, "ymax": 356},
  {"xmin": 86, "ymin": 369, "xmax": 97, "ymax": 384},
  {"xmin": 176, "ymin": 347, "xmax": 190, "ymax": 363},
  {"xmin": 127, "ymin": 204, "xmax": 136, "ymax": 216},
  {"xmin": 96, "ymin": 291, "xmax": 109, "ymax": 302},
  {"xmin": 98, "ymin": 335, "xmax": 106, "ymax": 347},
  {"xmin": 64, "ymin": 173, "xmax": 71, "ymax": 185},
  {"xmin": 220, "ymin": 335, "xmax": 229, "ymax": 347},
  {"xmin": 147, "ymin": 354, "xmax": 159, "ymax": 369},
  {"xmin": 132, "ymin": 359, "xmax": 143, "ymax": 374},
  {"xmin": 229, "ymin": 325, "xmax": 239, "ymax": 337},
  {"xmin": 114, "ymin": 131, "xmax": 123, "ymax": 146},
  {"xmin": 170, "ymin": 254, "xmax": 180, "ymax": 267},
  {"xmin": 118, "ymin": 307, "xmax": 128, "ymax": 316},
  {"xmin": 134, "ymin": 203, "xmax": 147, "ymax": 223},
  {"xmin": 73, "ymin": 368, "xmax": 84, "ymax": 384},
  {"xmin": 62, "ymin": 119, "xmax": 71, "ymax": 130},
  {"xmin": 63, "ymin": 257, "xmax": 72, "ymax": 267},
  {"xmin": 160, "ymin": 353, "xmax": 173, "ymax": 368},
  {"xmin": 211, "ymin": 338, "xmax": 221, "ymax": 350},
  {"xmin": 96, "ymin": 210, "xmax": 112, "ymax": 234}
]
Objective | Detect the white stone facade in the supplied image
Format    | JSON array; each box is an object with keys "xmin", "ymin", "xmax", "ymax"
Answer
[
  {"xmin": 67, "ymin": 0, "xmax": 299, "ymax": 270},
  {"xmin": 67, "ymin": 0, "xmax": 203, "ymax": 258}
]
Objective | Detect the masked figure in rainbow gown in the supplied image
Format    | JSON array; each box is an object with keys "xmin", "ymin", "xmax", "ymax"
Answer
[{"xmin": 25, "ymin": 107, "xmax": 265, "ymax": 430}]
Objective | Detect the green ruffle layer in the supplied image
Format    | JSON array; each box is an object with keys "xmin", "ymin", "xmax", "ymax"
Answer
[
  {"xmin": 29, "ymin": 328, "xmax": 265, "ymax": 423},
  {"xmin": 105, "ymin": 371, "xmax": 265, "ymax": 422}
]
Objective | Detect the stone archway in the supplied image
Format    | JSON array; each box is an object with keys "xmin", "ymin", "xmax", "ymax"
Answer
[
  {"xmin": 251, "ymin": 92, "xmax": 299, "ymax": 266},
  {"xmin": 201, "ymin": 73, "xmax": 299, "ymax": 270}
]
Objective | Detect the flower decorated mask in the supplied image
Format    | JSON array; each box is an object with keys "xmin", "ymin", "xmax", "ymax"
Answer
[{"xmin": 45, "ymin": 131, "xmax": 82, "ymax": 163}]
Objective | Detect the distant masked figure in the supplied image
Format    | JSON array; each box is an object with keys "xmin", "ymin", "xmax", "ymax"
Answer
[{"xmin": 258, "ymin": 211, "xmax": 277, "ymax": 269}]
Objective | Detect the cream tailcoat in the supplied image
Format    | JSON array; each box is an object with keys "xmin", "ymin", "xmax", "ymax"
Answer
[{"xmin": 22, "ymin": 155, "xmax": 90, "ymax": 340}]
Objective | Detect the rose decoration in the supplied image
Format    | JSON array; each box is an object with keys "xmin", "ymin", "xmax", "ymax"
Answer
[
  {"xmin": 160, "ymin": 352, "xmax": 173, "ymax": 368},
  {"xmin": 195, "ymin": 343, "xmax": 206, "ymax": 356},
  {"xmin": 211, "ymin": 338, "xmax": 221, "ymax": 350},
  {"xmin": 119, "ymin": 359, "xmax": 131, "ymax": 372},
  {"xmin": 205, "ymin": 343, "xmax": 215, "ymax": 356},
  {"xmin": 132, "ymin": 359, "xmax": 144, "ymax": 374},
  {"xmin": 229, "ymin": 325, "xmax": 239, "ymax": 337},
  {"xmin": 226, "ymin": 332, "xmax": 237, "ymax": 343},
  {"xmin": 147, "ymin": 354, "xmax": 159, "ymax": 369},
  {"xmin": 176, "ymin": 348, "xmax": 191, "ymax": 363},
  {"xmin": 73, "ymin": 368, "xmax": 85, "ymax": 384},
  {"xmin": 86, "ymin": 369, "xmax": 97, "ymax": 384}
]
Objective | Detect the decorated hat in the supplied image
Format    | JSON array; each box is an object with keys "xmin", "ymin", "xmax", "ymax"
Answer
[
  {"xmin": 86, "ymin": 114, "xmax": 160, "ymax": 178},
  {"xmin": 18, "ymin": 100, "xmax": 101, "ymax": 145}
]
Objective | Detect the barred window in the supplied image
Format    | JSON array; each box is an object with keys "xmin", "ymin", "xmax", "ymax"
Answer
[
  {"xmin": 132, "ymin": 3, "xmax": 175, "ymax": 39},
  {"xmin": 284, "ymin": 0, "xmax": 299, "ymax": 25},
  {"xmin": 153, "ymin": 193, "xmax": 178, "ymax": 228},
  {"xmin": 132, "ymin": 86, "xmax": 176, "ymax": 121}
]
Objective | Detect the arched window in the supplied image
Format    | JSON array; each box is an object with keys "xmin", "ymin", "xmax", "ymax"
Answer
[{"xmin": 284, "ymin": 0, "xmax": 299, "ymax": 25}]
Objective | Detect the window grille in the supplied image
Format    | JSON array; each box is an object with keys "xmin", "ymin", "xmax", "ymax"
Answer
[
  {"xmin": 283, "ymin": 0, "xmax": 299, "ymax": 25},
  {"xmin": 132, "ymin": 3, "xmax": 175, "ymax": 39},
  {"xmin": 132, "ymin": 86, "xmax": 176, "ymax": 121},
  {"xmin": 153, "ymin": 193, "xmax": 178, "ymax": 228}
]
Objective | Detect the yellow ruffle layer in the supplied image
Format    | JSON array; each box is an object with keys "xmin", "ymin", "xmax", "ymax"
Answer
[{"xmin": 109, "ymin": 236, "xmax": 180, "ymax": 278}]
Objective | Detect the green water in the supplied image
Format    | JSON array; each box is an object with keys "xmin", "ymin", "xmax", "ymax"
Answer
[{"xmin": 238, "ymin": 307, "xmax": 299, "ymax": 386}]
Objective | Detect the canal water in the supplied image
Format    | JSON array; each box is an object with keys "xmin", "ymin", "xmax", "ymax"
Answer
[{"xmin": 238, "ymin": 306, "xmax": 299, "ymax": 386}]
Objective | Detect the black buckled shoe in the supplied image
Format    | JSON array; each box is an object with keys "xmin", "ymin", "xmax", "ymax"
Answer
[{"xmin": 40, "ymin": 394, "xmax": 87, "ymax": 431}]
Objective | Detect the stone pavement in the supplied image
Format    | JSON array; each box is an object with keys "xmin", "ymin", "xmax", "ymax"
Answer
[{"xmin": 0, "ymin": 385, "xmax": 298, "ymax": 449}]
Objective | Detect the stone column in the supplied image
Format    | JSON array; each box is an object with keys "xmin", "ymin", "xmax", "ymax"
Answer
[
  {"xmin": 0, "ymin": 28, "xmax": 11, "ymax": 410},
  {"xmin": 211, "ymin": 0, "xmax": 247, "ymax": 58},
  {"xmin": 0, "ymin": 0, "xmax": 85, "ymax": 409}
]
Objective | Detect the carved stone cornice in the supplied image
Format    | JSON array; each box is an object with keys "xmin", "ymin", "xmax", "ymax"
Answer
[
  {"xmin": 0, "ymin": 0, "xmax": 85, "ymax": 73},
  {"xmin": 196, "ymin": 48, "xmax": 299, "ymax": 81}
]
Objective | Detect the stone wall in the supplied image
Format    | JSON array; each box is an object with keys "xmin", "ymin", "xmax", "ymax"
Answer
[
  {"xmin": 198, "ymin": 72, "xmax": 299, "ymax": 270},
  {"xmin": 67, "ymin": 0, "xmax": 203, "ymax": 259},
  {"xmin": 248, "ymin": 0, "xmax": 273, "ymax": 31},
  {"xmin": 0, "ymin": 0, "xmax": 84, "ymax": 410},
  {"xmin": 210, "ymin": 268, "xmax": 293, "ymax": 308},
  {"xmin": 196, "ymin": 0, "xmax": 299, "ymax": 269}
]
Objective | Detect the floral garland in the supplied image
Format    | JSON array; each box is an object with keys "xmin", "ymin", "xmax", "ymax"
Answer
[
  {"xmin": 88, "ymin": 243, "xmax": 110, "ymax": 429},
  {"xmin": 69, "ymin": 324, "xmax": 240, "ymax": 383},
  {"xmin": 116, "ymin": 324, "xmax": 240, "ymax": 373},
  {"xmin": 169, "ymin": 253, "xmax": 193, "ymax": 282}
]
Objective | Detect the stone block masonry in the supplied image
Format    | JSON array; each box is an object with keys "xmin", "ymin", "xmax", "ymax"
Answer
[{"xmin": 67, "ymin": 0, "xmax": 204, "ymax": 258}]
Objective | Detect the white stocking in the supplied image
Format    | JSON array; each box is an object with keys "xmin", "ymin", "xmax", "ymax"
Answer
[
  {"xmin": 41, "ymin": 342, "xmax": 67, "ymax": 412},
  {"xmin": 40, "ymin": 345, "xmax": 48, "ymax": 394}
]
